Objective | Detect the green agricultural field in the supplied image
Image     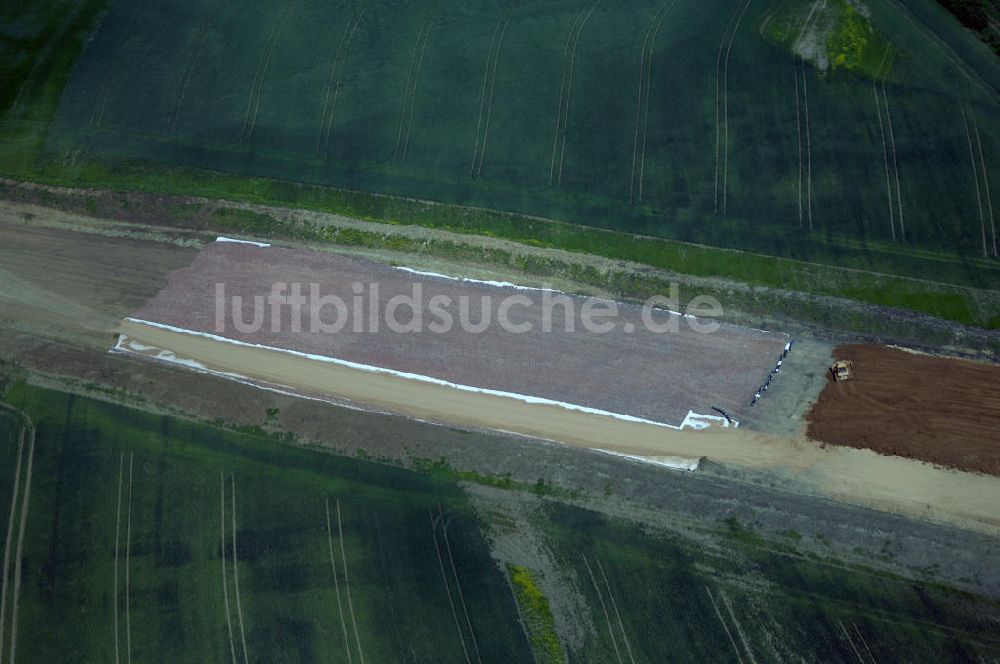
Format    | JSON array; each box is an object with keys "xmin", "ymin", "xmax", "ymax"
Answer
[
  {"xmin": 36, "ymin": 0, "xmax": 1000, "ymax": 257},
  {"xmin": 2, "ymin": 384, "xmax": 999, "ymax": 661},
  {"xmin": 538, "ymin": 503, "xmax": 1000, "ymax": 663},
  {"xmin": 0, "ymin": 385, "xmax": 532, "ymax": 662}
]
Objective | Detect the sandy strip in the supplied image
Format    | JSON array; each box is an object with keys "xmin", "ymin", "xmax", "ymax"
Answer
[{"xmin": 116, "ymin": 320, "xmax": 1000, "ymax": 534}]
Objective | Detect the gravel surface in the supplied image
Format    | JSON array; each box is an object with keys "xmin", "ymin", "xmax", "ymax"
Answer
[{"xmin": 134, "ymin": 241, "xmax": 789, "ymax": 426}]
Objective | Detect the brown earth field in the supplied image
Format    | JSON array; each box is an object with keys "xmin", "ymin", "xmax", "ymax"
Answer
[
  {"xmin": 133, "ymin": 240, "xmax": 790, "ymax": 426},
  {"xmin": 807, "ymin": 344, "xmax": 1000, "ymax": 476}
]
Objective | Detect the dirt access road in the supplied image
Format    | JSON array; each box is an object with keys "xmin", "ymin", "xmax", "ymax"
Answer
[{"xmin": 119, "ymin": 319, "xmax": 1000, "ymax": 534}]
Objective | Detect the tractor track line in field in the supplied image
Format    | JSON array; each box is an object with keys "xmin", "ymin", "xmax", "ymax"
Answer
[
  {"xmin": 722, "ymin": 0, "xmax": 754, "ymax": 216},
  {"xmin": 793, "ymin": 60, "xmax": 803, "ymax": 227},
  {"xmin": 719, "ymin": 588, "xmax": 757, "ymax": 664},
  {"xmin": 838, "ymin": 620, "xmax": 866, "ymax": 663},
  {"xmin": 242, "ymin": 5, "xmax": 293, "ymax": 145},
  {"xmin": 801, "ymin": 60, "xmax": 814, "ymax": 230},
  {"xmin": 397, "ymin": 18, "xmax": 435, "ymax": 162},
  {"xmin": 550, "ymin": 0, "xmax": 599, "ymax": 187},
  {"xmin": 113, "ymin": 451, "xmax": 124, "ymax": 664},
  {"xmin": 325, "ymin": 498, "xmax": 354, "ymax": 664},
  {"xmin": 872, "ymin": 48, "xmax": 896, "ymax": 241},
  {"xmin": 963, "ymin": 107, "xmax": 989, "ymax": 257},
  {"xmin": 474, "ymin": 11, "xmax": 515, "ymax": 179},
  {"xmin": 706, "ymin": 586, "xmax": 744, "ymax": 664},
  {"xmin": 472, "ymin": 17, "xmax": 505, "ymax": 177},
  {"xmin": 550, "ymin": 1, "xmax": 591, "ymax": 186},
  {"xmin": 90, "ymin": 0, "xmax": 154, "ymax": 128},
  {"xmin": 220, "ymin": 473, "xmax": 237, "ymax": 664},
  {"xmin": 337, "ymin": 500, "xmax": 365, "ymax": 664},
  {"xmin": 630, "ymin": 3, "xmax": 667, "ymax": 202},
  {"xmin": 555, "ymin": 0, "xmax": 600, "ymax": 187},
  {"xmin": 167, "ymin": 0, "xmax": 224, "ymax": 135},
  {"xmin": 595, "ymin": 558, "xmax": 636, "ymax": 664},
  {"xmin": 317, "ymin": 7, "xmax": 367, "ymax": 159},
  {"xmin": 125, "ymin": 454, "xmax": 134, "ymax": 664},
  {"xmin": 714, "ymin": 0, "xmax": 744, "ymax": 214},
  {"xmin": 5, "ymin": 409, "xmax": 34, "ymax": 664},
  {"xmin": 429, "ymin": 508, "xmax": 470, "ymax": 664},
  {"xmin": 230, "ymin": 477, "xmax": 249, "ymax": 664},
  {"xmin": 440, "ymin": 507, "xmax": 481, "ymax": 664},
  {"xmin": 851, "ymin": 622, "xmax": 877, "ymax": 664},
  {"xmin": 395, "ymin": 19, "xmax": 431, "ymax": 161},
  {"xmin": 972, "ymin": 114, "xmax": 997, "ymax": 256},
  {"xmin": 240, "ymin": 8, "xmax": 286, "ymax": 141},
  {"xmin": 881, "ymin": 83, "xmax": 904, "ymax": 241},
  {"xmin": 0, "ymin": 427, "xmax": 24, "ymax": 664},
  {"xmin": 401, "ymin": 19, "xmax": 434, "ymax": 161},
  {"xmin": 636, "ymin": 0, "xmax": 679, "ymax": 204},
  {"xmin": 583, "ymin": 555, "xmax": 623, "ymax": 664}
]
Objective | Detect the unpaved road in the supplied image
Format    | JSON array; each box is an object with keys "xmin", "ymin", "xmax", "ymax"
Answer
[{"xmin": 119, "ymin": 319, "xmax": 1000, "ymax": 534}]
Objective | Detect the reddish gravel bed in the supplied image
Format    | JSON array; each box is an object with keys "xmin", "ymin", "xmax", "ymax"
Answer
[{"xmin": 132, "ymin": 241, "xmax": 789, "ymax": 426}]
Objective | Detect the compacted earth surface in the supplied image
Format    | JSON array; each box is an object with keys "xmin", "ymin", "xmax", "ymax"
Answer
[{"xmin": 807, "ymin": 344, "xmax": 1000, "ymax": 476}]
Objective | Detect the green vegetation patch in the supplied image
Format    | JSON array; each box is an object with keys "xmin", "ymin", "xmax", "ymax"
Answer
[{"xmin": 508, "ymin": 565, "xmax": 566, "ymax": 664}]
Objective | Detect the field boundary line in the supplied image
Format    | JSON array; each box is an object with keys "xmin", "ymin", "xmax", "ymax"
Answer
[
  {"xmin": 440, "ymin": 507, "xmax": 481, "ymax": 664},
  {"xmin": 873, "ymin": 48, "xmax": 896, "ymax": 241},
  {"xmin": 884, "ymin": 0, "xmax": 997, "ymax": 101},
  {"xmin": 0, "ymin": 425, "xmax": 25, "ymax": 664},
  {"xmin": 220, "ymin": 472, "xmax": 237, "ymax": 664},
  {"xmin": 595, "ymin": 558, "xmax": 636, "ymax": 664},
  {"xmin": 474, "ymin": 10, "xmax": 516, "ymax": 178},
  {"xmin": 583, "ymin": 555, "xmax": 623, "ymax": 664},
  {"xmin": 962, "ymin": 107, "xmax": 989, "ymax": 257},
  {"xmin": 125, "ymin": 453, "xmax": 134, "ymax": 664},
  {"xmin": 337, "ymin": 500, "xmax": 365, "ymax": 664},
  {"xmin": 5, "ymin": 407, "xmax": 35, "ymax": 664},
  {"xmin": 429, "ymin": 508, "xmax": 470, "ymax": 664},
  {"xmin": 972, "ymin": 114, "xmax": 997, "ymax": 256},
  {"xmin": 317, "ymin": 7, "xmax": 367, "ymax": 158},
  {"xmin": 637, "ymin": 0, "xmax": 679, "ymax": 203},
  {"xmin": 230, "ymin": 477, "xmax": 249, "ymax": 664},
  {"xmin": 722, "ymin": 0, "xmax": 754, "ymax": 216},
  {"xmin": 550, "ymin": 0, "xmax": 600, "ymax": 187},
  {"xmin": 705, "ymin": 585, "xmax": 744, "ymax": 664},
  {"xmin": 719, "ymin": 588, "xmax": 757, "ymax": 664},
  {"xmin": 325, "ymin": 498, "xmax": 353, "ymax": 664}
]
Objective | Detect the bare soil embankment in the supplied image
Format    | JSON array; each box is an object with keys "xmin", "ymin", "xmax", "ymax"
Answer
[{"xmin": 807, "ymin": 344, "xmax": 1000, "ymax": 476}]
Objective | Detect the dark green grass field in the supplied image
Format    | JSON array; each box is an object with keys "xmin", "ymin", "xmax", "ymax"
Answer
[
  {"xmin": 40, "ymin": 0, "xmax": 1000, "ymax": 259},
  {"xmin": 0, "ymin": 385, "xmax": 532, "ymax": 662}
]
